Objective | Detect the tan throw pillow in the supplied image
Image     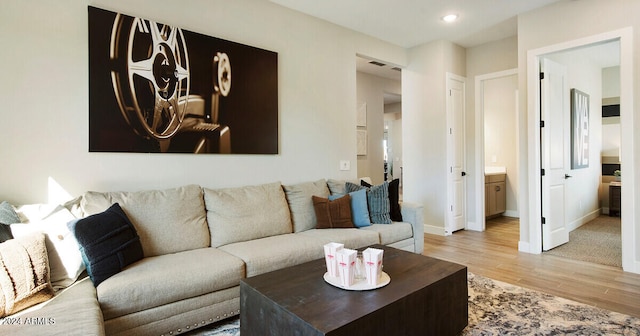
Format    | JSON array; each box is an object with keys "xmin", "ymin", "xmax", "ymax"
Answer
[
  {"xmin": 283, "ymin": 180, "xmax": 330, "ymax": 232},
  {"xmin": 204, "ymin": 182, "xmax": 293, "ymax": 247},
  {"xmin": 312, "ymin": 195, "xmax": 354, "ymax": 229},
  {"xmin": 80, "ymin": 185, "xmax": 209, "ymax": 257},
  {"xmin": 0, "ymin": 232, "xmax": 54, "ymax": 317}
]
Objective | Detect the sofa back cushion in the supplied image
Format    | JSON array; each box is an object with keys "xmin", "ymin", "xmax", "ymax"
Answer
[
  {"xmin": 204, "ymin": 182, "xmax": 292, "ymax": 247},
  {"xmin": 80, "ymin": 185, "xmax": 209, "ymax": 257},
  {"xmin": 283, "ymin": 179, "xmax": 330, "ymax": 232}
]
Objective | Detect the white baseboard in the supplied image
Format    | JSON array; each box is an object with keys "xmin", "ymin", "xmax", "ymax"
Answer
[
  {"xmin": 503, "ymin": 210, "xmax": 520, "ymax": 218},
  {"xmin": 424, "ymin": 224, "xmax": 446, "ymax": 236},
  {"xmin": 466, "ymin": 221, "xmax": 482, "ymax": 232},
  {"xmin": 568, "ymin": 209, "xmax": 601, "ymax": 231}
]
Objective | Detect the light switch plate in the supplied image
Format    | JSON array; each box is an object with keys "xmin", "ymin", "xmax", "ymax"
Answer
[{"xmin": 339, "ymin": 160, "xmax": 351, "ymax": 171}]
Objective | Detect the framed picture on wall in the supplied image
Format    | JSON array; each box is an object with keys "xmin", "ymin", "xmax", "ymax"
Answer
[
  {"xmin": 571, "ymin": 88, "xmax": 589, "ymax": 169},
  {"xmin": 88, "ymin": 6, "xmax": 278, "ymax": 154},
  {"xmin": 357, "ymin": 102, "xmax": 367, "ymax": 127},
  {"xmin": 357, "ymin": 130, "xmax": 367, "ymax": 156}
]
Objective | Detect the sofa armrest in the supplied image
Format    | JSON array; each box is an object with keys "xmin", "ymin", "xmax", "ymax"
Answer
[{"xmin": 400, "ymin": 202, "xmax": 424, "ymax": 254}]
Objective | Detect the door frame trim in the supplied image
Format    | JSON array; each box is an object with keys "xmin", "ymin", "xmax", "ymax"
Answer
[
  {"xmin": 524, "ymin": 27, "xmax": 636, "ymax": 273},
  {"xmin": 471, "ymin": 69, "xmax": 518, "ymax": 232}
]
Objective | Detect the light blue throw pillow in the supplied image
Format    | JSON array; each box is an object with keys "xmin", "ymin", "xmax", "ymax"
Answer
[
  {"xmin": 329, "ymin": 189, "xmax": 371, "ymax": 228},
  {"xmin": 346, "ymin": 181, "xmax": 392, "ymax": 224}
]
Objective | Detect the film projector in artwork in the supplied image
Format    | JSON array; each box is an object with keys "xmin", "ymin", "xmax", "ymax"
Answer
[{"xmin": 109, "ymin": 14, "xmax": 231, "ymax": 153}]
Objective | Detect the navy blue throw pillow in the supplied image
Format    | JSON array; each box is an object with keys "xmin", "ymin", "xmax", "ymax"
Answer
[{"xmin": 67, "ymin": 203, "xmax": 143, "ymax": 287}]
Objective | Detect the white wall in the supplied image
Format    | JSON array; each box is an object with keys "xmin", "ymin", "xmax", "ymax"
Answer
[
  {"xmin": 518, "ymin": 0, "xmax": 640, "ymax": 272},
  {"xmin": 465, "ymin": 36, "xmax": 519, "ymax": 226},
  {"xmin": 483, "ymin": 75, "xmax": 519, "ymax": 216},
  {"xmin": 602, "ymin": 66, "xmax": 621, "ymax": 157},
  {"xmin": 356, "ymin": 72, "xmax": 401, "ymax": 184},
  {"xmin": 0, "ymin": 0, "xmax": 406, "ymax": 205},
  {"xmin": 403, "ymin": 40, "xmax": 465, "ymax": 235}
]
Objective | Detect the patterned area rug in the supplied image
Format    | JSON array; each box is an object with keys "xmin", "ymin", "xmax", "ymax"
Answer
[
  {"xmin": 545, "ymin": 215, "xmax": 622, "ymax": 267},
  {"xmin": 185, "ymin": 272, "xmax": 640, "ymax": 336}
]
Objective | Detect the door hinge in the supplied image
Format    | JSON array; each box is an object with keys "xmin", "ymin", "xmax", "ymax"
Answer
[
  {"xmin": 540, "ymin": 120, "xmax": 545, "ymax": 127},
  {"xmin": 541, "ymin": 169, "xmax": 545, "ymax": 176},
  {"xmin": 542, "ymin": 217, "xmax": 546, "ymax": 224},
  {"xmin": 540, "ymin": 72, "xmax": 545, "ymax": 80}
]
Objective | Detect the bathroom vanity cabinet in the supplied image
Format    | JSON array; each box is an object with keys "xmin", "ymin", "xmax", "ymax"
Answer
[{"xmin": 485, "ymin": 173, "xmax": 506, "ymax": 218}]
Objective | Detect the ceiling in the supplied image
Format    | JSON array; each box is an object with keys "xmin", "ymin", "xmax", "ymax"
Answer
[
  {"xmin": 269, "ymin": 1, "xmax": 621, "ymax": 104},
  {"xmin": 270, "ymin": 0, "xmax": 564, "ymax": 82},
  {"xmin": 269, "ymin": 0, "xmax": 564, "ymax": 49}
]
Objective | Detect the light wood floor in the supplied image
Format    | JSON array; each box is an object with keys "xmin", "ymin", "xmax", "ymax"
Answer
[{"xmin": 423, "ymin": 216, "xmax": 640, "ymax": 318}]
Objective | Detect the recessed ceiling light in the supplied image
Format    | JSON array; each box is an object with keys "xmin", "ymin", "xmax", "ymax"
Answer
[{"xmin": 442, "ymin": 14, "xmax": 458, "ymax": 23}]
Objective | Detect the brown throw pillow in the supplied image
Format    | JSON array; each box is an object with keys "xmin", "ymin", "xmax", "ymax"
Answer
[
  {"xmin": 312, "ymin": 195, "xmax": 354, "ymax": 229},
  {"xmin": 0, "ymin": 232, "xmax": 54, "ymax": 317}
]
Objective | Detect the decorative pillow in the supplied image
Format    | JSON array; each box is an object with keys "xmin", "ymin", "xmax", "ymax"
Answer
[
  {"xmin": 362, "ymin": 179, "xmax": 403, "ymax": 222},
  {"xmin": 329, "ymin": 189, "xmax": 371, "ymax": 228},
  {"xmin": 346, "ymin": 181, "xmax": 392, "ymax": 224},
  {"xmin": 67, "ymin": 203, "xmax": 143, "ymax": 287},
  {"xmin": 326, "ymin": 179, "xmax": 348, "ymax": 197},
  {"xmin": 312, "ymin": 195, "xmax": 354, "ymax": 229},
  {"xmin": 80, "ymin": 185, "xmax": 208, "ymax": 257},
  {"xmin": 11, "ymin": 207, "xmax": 85, "ymax": 290},
  {"xmin": 204, "ymin": 182, "xmax": 293, "ymax": 247},
  {"xmin": 283, "ymin": 180, "xmax": 330, "ymax": 232},
  {"xmin": 0, "ymin": 232, "xmax": 54, "ymax": 317},
  {"xmin": 0, "ymin": 201, "xmax": 20, "ymax": 243}
]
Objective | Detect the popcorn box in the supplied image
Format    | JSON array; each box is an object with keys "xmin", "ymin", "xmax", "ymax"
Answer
[
  {"xmin": 323, "ymin": 242, "xmax": 344, "ymax": 277},
  {"xmin": 363, "ymin": 247, "xmax": 384, "ymax": 285},
  {"xmin": 336, "ymin": 248, "xmax": 357, "ymax": 287}
]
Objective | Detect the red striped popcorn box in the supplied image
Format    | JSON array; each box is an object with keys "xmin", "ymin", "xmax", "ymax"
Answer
[
  {"xmin": 323, "ymin": 242, "xmax": 344, "ymax": 277},
  {"xmin": 363, "ymin": 247, "xmax": 384, "ymax": 285},
  {"xmin": 336, "ymin": 248, "xmax": 357, "ymax": 287}
]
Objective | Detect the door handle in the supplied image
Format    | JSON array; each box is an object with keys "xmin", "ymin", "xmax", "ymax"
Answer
[
  {"xmin": 565, "ymin": 174, "xmax": 572, "ymax": 179},
  {"xmin": 461, "ymin": 171, "xmax": 467, "ymax": 177}
]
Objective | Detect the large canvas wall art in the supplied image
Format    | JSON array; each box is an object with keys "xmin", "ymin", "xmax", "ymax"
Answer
[
  {"xmin": 570, "ymin": 88, "xmax": 589, "ymax": 169},
  {"xmin": 88, "ymin": 6, "xmax": 278, "ymax": 154}
]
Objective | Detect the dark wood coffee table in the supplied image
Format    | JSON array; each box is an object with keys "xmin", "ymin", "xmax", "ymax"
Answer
[{"xmin": 240, "ymin": 245, "xmax": 467, "ymax": 335}]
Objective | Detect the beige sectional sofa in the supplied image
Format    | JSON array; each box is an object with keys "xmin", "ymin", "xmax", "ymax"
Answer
[{"xmin": 3, "ymin": 179, "xmax": 423, "ymax": 336}]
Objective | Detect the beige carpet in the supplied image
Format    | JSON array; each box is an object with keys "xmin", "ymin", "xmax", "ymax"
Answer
[{"xmin": 545, "ymin": 215, "xmax": 622, "ymax": 267}]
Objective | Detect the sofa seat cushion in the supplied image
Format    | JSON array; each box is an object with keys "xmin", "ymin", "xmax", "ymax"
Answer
[
  {"xmin": 219, "ymin": 234, "xmax": 325, "ymax": 277},
  {"xmin": 297, "ymin": 228, "xmax": 380, "ymax": 250},
  {"xmin": 361, "ymin": 222, "xmax": 413, "ymax": 245},
  {"xmin": 204, "ymin": 182, "xmax": 293, "ymax": 247},
  {"xmin": 80, "ymin": 185, "xmax": 209, "ymax": 257},
  {"xmin": 7, "ymin": 276, "xmax": 105, "ymax": 336},
  {"xmin": 97, "ymin": 247, "xmax": 244, "ymax": 320}
]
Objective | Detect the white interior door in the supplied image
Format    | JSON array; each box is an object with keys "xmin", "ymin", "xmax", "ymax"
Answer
[
  {"xmin": 540, "ymin": 58, "xmax": 570, "ymax": 251},
  {"xmin": 447, "ymin": 74, "xmax": 466, "ymax": 234}
]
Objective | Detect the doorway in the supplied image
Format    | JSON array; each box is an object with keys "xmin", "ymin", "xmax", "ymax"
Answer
[
  {"xmin": 473, "ymin": 69, "xmax": 519, "ymax": 232},
  {"xmin": 525, "ymin": 28, "xmax": 635, "ymax": 273}
]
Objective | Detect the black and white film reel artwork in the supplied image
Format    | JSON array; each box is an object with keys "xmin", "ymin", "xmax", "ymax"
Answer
[{"xmin": 89, "ymin": 6, "xmax": 278, "ymax": 154}]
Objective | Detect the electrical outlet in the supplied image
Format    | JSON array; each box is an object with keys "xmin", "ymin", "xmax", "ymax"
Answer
[{"xmin": 339, "ymin": 160, "xmax": 351, "ymax": 171}]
